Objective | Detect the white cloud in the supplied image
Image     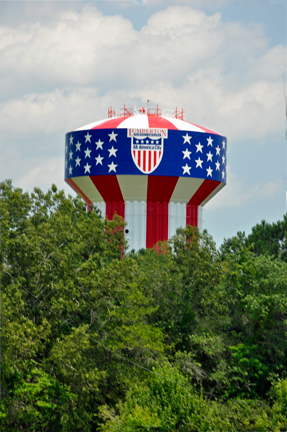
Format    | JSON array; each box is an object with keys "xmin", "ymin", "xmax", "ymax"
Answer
[
  {"xmin": 19, "ymin": 157, "xmax": 66, "ymax": 192},
  {"xmin": 205, "ymin": 165, "xmax": 283, "ymax": 209},
  {"xmin": 0, "ymin": 3, "xmax": 285, "ymax": 192},
  {"xmin": 258, "ymin": 181, "xmax": 283, "ymax": 199},
  {"xmin": 139, "ymin": 0, "xmax": 234, "ymax": 6}
]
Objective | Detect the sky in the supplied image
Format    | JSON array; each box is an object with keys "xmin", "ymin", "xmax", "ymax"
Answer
[{"xmin": 0, "ymin": 0, "xmax": 286, "ymax": 247}]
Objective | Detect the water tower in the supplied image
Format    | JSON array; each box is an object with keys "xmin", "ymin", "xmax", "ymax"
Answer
[{"xmin": 65, "ymin": 106, "xmax": 227, "ymax": 250}]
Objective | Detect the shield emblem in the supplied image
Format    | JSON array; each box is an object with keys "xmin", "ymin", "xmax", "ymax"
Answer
[{"xmin": 128, "ymin": 128, "xmax": 168, "ymax": 174}]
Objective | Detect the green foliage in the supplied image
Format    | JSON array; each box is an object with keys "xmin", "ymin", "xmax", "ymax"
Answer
[
  {"xmin": 0, "ymin": 180, "xmax": 163, "ymax": 431},
  {"xmin": 220, "ymin": 215, "xmax": 287, "ymax": 261},
  {"xmin": 226, "ymin": 344, "xmax": 269, "ymax": 398},
  {"xmin": 246, "ymin": 216, "xmax": 287, "ymax": 260},
  {"xmin": 2, "ymin": 180, "xmax": 287, "ymax": 430},
  {"xmin": 99, "ymin": 362, "xmax": 231, "ymax": 432},
  {"xmin": 220, "ymin": 249, "xmax": 287, "ymax": 398},
  {"xmin": 0, "ymin": 363, "xmax": 77, "ymax": 432}
]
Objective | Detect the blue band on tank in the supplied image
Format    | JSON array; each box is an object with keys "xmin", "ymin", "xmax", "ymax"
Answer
[{"xmin": 65, "ymin": 129, "xmax": 227, "ymax": 183}]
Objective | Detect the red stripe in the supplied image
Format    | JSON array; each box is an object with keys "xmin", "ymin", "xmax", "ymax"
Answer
[
  {"xmin": 90, "ymin": 175, "xmax": 124, "ymax": 220},
  {"xmin": 186, "ymin": 204, "xmax": 198, "ymax": 226},
  {"xmin": 90, "ymin": 175, "xmax": 123, "ymax": 201},
  {"xmin": 148, "ymin": 116, "xmax": 178, "ymax": 130},
  {"xmin": 92, "ymin": 118, "xmax": 125, "ymax": 129},
  {"xmin": 65, "ymin": 178, "xmax": 92, "ymax": 205},
  {"xmin": 185, "ymin": 121, "xmax": 220, "ymax": 135},
  {"xmin": 154, "ymin": 152, "xmax": 156, "ymax": 168},
  {"xmin": 133, "ymin": 150, "xmax": 135, "ymax": 158},
  {"xmin": 143, "ymin": 150, "xmax": 146, "ymax": 172},
  {"xmin": 147, "ymin": 176, "xmax": 178, "ymax": 202},
  {"xmin": 148, "ymin": 151, "xmax": 151, "ymax": 172},
  {"xmin": 146, "ymin": 176, "xmax": 179, "ymax": 248},
  {"xmin": 138, "ymin": 151, "xmax": 141, "ymax": 169},
  {"xmin": 105, "ymin": 201, "xmax": 125, "ymax": 220},
  {"xmin": 146, "ymin": 202, "xmax": 169, "ymax": 249},
  {"xmin": 188, "ymin": 179, "xmax": 221, "ymax": 206}
]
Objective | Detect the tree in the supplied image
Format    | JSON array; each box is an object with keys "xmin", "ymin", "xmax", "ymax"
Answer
[
  {"xmin": 99, "ymin": 362, "xmax": 231, "ymax": 432},
  {"xmin": 0, "ymin": 181, "xmax": 164, "ymax": 431},
  {"xmin": 220, "ymin": 249, "xmax": 287, "ymax": 399},
  {"xmin": 245, "ymin": 216, "xmax": 287, "ymax": 260},
  {"xmin": 2, "ymin": 180, "xmax": 287, "ymax": 430}
]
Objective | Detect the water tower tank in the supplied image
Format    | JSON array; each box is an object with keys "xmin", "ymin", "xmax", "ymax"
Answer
[{"xmin": 65, "ymin": 106, "xmax": 227, "ymax": 250}]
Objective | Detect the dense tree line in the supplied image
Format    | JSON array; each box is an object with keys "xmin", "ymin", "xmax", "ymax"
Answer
[{"xmin": 1, "ymin": 179, "xmax": 287, "ymax": 431}]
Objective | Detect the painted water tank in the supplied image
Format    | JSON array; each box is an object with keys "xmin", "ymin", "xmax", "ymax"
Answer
[{"xmin": 65, "ymin": 106, "xmax": 227, "ymax": 250}]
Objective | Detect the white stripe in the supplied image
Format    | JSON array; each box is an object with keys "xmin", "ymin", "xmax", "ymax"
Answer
[
  {"xmin": 94, "ymin": 201, "xmax": 106, "ymax": 218},
  {"xmin": 72, "ymin": 176, "xmax": 104, "ymax": 202},
  {"xmin": 74, "ymin": 118, "xmax": 109, "ymax": 131},
  {"xmin": 117, "ymin": 114, "xmax": 149, "ymax": 129},
  {"xmin": 198, "ymin": 206, "xmax": 203, "ymax": 231},
  {"xmin": 116, "ymin": 175, "xmax": 148, "ymax": 251},
  {"xmin": 117, "ymin": 175, "xmax": 148, "ymax": 201},
  {"xmin": 125, "ymin": 201, "xmax": 146, "ymax": 252},
  {"xmin": 170, "ymin": 177, "xmax": 204, "ymax": 204},
  {"xmin": 201, "ymin": 182, "xmax": 225, "ymax": 206},
  {"xmin": 162, "ymin": 116, "xmax": 205, "ymax": 132},
  {"xmin": 168, "ymin": 202, "xmax": 186, "ymax": 239},
  {"xmin": 163, "ymin": 116, "xmax": 221, "ymax": 134}
]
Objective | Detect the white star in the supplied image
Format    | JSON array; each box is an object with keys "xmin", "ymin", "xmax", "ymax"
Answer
[
  {"xmin": 84, "ymin": 163, "xmax": 91, "ymax": 173},
  {"xmin": 69, "ymin": 135, "xmax": 73, "ymax": 145},
  {"xmin": 182, "ymin": 164, "xmax": 191, "ymax": 175},
  {"xmin": 95, "ymin": 139, "xmax": 104, "ymax": 150},
  {"xmin": 141, "ymin": 140, "xmax": 144, "ymax": 144},
  {"xmin": 108, "ymin": 131, "xmax": 118, "ymax": 142},
  {"xmin": 216, "ymin": 146, "xmax": 220, "ymax": 155},
  {"xmin": 156, "ymin": 140, "xmax": 159, "ymax": 144},
  {"xmin": 207, "ymin": 136, "xmax": 213, "ymax": 146},
  {"xmin": 182, "ymin": 148, "xmax": 191, "ymax": 159},
  {"xmin": 215, "ymin": 161, "xmax": 220, "ymax": 171},
  {"xmin": 146, "ymin": 140, "xmax": 149, "ymax": 144},
  {"xmin": 151, "ymin": 140, "xmax": 154, "ymax": 144},
  {"xmin": 95, "ymin": 154, "xmax": 104, "ymax": 165},
  {"xmin": 195, "ymin": 157, "xmax": 203, "ymax": 168},
  {"xmin": 108, "ymin": 161, "xmax": 117, "ymax": 172},
  {"xmin": 66, "ymin": 145, "xmax": 68, "ymax": 153},
  {"xmin": 136, "ymin": 140, "xmax": 139, "ymax": 143},
  {"xmin": 75, "ymin": 157, "xmax": 81, "ymax": 166},
  {"xmin": 222, "ymin": 140, "xmax": 226, "ymax": 149},
  {"xmin": 195, "ymin": 142, "xmax": 203, "ymax": 153},
  {"xmin": 76, "ymin": 141, "xmax": 81, "ymax": 151},
  {"xmin": 69, "ymin": 151, "xmax": 73, "ymax": 160},
  {"xmin": 222, "ymin": 155, "xmax": 225, "ymax": 164},
  {"xmin": 108, "ymin": 146, "xmax": 118, "ymax": 157},
  {"xmin": 69, "ymin": 166, "xmax": 73, "ymax": 175},
  {"xmin": 206, "ymin": 151, "xmax": 213, "ymax": 162},
  {"xmin": 222, "ymin": 170, "xmax": 225, "ymax": 179},
  {"xmin": 182, "ymin": 133, "xmax": 192, "ymax": 144},
  {"xmin": 84, "ymin": 148, "xmax": 92, "ymax": 158},
  {"xmin": 206, "ymin": 166, "xmax": 213, "ymax": 177},
  {"xmin": 84, "ymin": 132, "xmax": 92, "ymax": 143}
]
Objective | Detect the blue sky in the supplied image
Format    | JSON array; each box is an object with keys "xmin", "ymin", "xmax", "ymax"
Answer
[{"xmin": 0, "ymin": 0, "xmax": 286, "ymax": 247}]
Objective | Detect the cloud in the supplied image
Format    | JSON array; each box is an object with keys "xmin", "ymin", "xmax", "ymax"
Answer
[
  {"xmin": 19, "ymin": 156, "xmax": 66, "ymax": 192},
  {"xmin": 138, "ymin": 0, "xmax": 234, "ymax": 6},
  {"xmin": 205, "ymin": 165, "xmax": 283, "ymax": 209},
  {"xmin": 0, "ymin": 3, "xmax": 285, "ymax": 192}
]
